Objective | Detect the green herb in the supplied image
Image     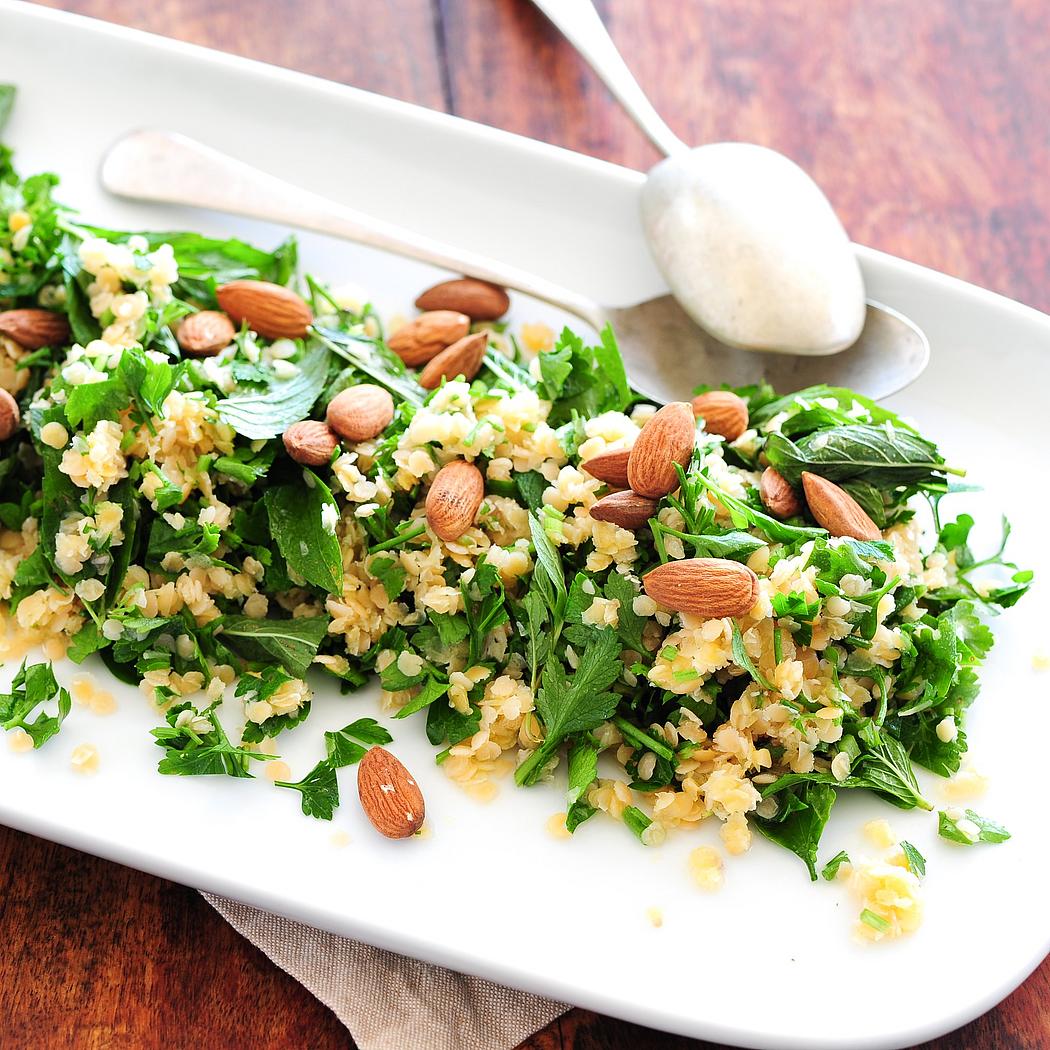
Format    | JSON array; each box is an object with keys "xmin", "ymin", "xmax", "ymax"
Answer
[
  {"xmin": 860, "ymin": 909, "xmax": 890, "ymax": 933},
  {"xmin": 216, "ymin": 340, "xmax": 329, "ymax": 438},
  {"xmin": 216, "ymin": 615, "xmax": 329, "ymax": 678},
  {"xmin": 515, "ymin": 628, "xmax": 622, "ymax": 786},
  {"xmin": 622, "ymin": 805, "xmax": 658, "ymax": 845},
  {"xmin": 153, "ymin": 705, "xmax": 273, "ymax": 777},
  {"xmin": 820, "ymin": 850, "xmax": 850, "ymax": 881},
  {"xmin": 537, "ymin": 325, "xmax": 630, "ymax": 424},
  {"xmin": 275, "ymin": 760, "xmax": 340, "ymax": 820},
  {"xmin": 899, "ymin": 840, "xmax": 926, "ymax": 877},
  {"xmin": 264, "ymin": 470, "xmax": 342, "ymax": 593},
  {"xmin": 753, "ymin": 781, "xmax": 836, "ymax": 880},
  {"xmin": 937, "ymin": 808, "xmax": 1010, "ymax": 845},
  {"xmin": 325, "ymin": 718, "xmax": 393, "ymax": 767},
  {"xmin": 730, "ymin": 620, "xmax": 774, "ymax": 690},
  {"xmin": 565, "ymin": 734, "xmax": 599, "ymax": 833},
  {"xmin": 0, "ymin": 661, "xmax": 71, "ymax": 748}
]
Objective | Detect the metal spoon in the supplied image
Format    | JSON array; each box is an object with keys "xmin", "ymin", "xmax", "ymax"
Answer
[
  {"xmin": 100, "ymin": 130, "xmax": 928, "ymax": 401},
  {"xmin": 531, "ymin": 0, "xmax": 869, "ymax": 356}
]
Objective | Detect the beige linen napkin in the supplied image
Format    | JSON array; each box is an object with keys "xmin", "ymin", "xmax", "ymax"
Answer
[{"xmin": 204, "ymin": 893, "xmax": 566, "ymax": 1050}]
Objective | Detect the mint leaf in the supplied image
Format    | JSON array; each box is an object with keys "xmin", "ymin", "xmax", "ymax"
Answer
[
  {"xmin": 216, "ymin": 340, "xmax": 328, "ymax": 439},
  {"xmin": 753, "ymin": 781, "xmax": 835, "ymax": 880},
  {"xmin": 217, "ymin": 615, "xmax": 329, "ymax": 677},
  {"xmin": 264, "ymin": 470, "xmax": 342, "ymax": 593}
]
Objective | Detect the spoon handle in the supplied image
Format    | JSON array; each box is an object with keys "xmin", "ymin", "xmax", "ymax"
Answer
[
  {"xmin": 530, "ymin": 0, "xmax": 687, "ymax": 158},
  {"xmin": 100, "ymin": 130, "xmax": 605, "ymax": 328}
]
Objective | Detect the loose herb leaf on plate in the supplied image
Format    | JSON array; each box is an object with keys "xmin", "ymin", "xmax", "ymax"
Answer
[
  {"xmin": 275, "ymin": 759, "xmax": 340, "ymax": 820},
  {"xmin": 0, "ymin": 660, "xmax": 72, "ymax": 748}
]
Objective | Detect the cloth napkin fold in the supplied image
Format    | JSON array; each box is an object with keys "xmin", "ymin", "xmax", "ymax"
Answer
[{"xmin": 204, "ymin": 893, "xmax": 566, "ymax": 1050}]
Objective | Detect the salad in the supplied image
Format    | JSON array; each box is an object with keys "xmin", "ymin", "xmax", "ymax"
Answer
[{"xmin": 0, "ymin": 87, "xmax": 1032, "ymax": 938}]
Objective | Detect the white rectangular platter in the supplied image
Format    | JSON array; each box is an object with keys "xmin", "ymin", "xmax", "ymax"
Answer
[{"xmin": 0, "ymin": 4, "xmax": 1048, "ymax": 1047}]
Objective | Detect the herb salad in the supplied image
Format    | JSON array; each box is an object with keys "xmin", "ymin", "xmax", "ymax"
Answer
[{"xmin": 0, "ymin": 88, "xmax": 1032, "ymax": 930}]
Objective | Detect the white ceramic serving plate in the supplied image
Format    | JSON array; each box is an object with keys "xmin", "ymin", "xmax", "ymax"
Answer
[{"xmin": 1, "ymin": 4, "xmax": 1048, "ymax": 1047}]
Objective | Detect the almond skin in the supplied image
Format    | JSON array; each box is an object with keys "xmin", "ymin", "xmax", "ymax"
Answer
[
  {"xmin": 760, "ymin": 467, "xmax": 803, "ymax": 519},
  {"xmin": 357, "ymin": 746, "xmax": 425, "ymax": 839},
  {"xmin": 0, "ymin": 389, "xmax": 20, "ymax": 441},
  {"xmin": 426, "ymin": 460, "xmax": 484, "ymax": 542},
  {"xmin": 176, "ymin": 310, "xmax": 235, "ymax": 356},
  {"xmin": 326, "ymin": 384, "xmax": 395, "ymax": 442},
  {"xmin": 388, "ymin": 311, "xmax": 470, "ymax": 366},
  {"xmin": 418, "ymin": 331, "xmax": 488, "ymax": 389},
  {"xmin": 802, "ymin": 472, "xmax": 882, "ymax": 541},
  {"xmin": 581, "ymin": 448, "xmax": 631, "ymax": 488},
  {"xmin": 0, "ymin": 308, "xmax": 70, "ymax": 350},
  {"xmin": 282, "ymin": 420, "xmax": 339, "ymax": 466},
  {"xmin": 691, "ymin": 390, "xmax": 749, "ymax": 442},
  {"xmin": 627, "ymin": 402, "xmax": 696, "ymax": 498},
  {"xmin": 589, "ymin": 490, "xmax": 658, "ymax": 530},
  {"xmin": 216, "ymin": 280, "xmax": 312, "ymax": 340},
  {"xmin": 415, "ymin": 278, "xmax": 509, "ymax": 320},
  {"xmin": 643, "ymin": 558, "xmax": 759, "ymax": 618}
]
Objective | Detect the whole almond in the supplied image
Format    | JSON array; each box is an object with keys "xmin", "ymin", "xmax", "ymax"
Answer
[
  {"xmin": 283, "ymin": 420, "xmax": 339, "ymax": 466},
  {"xmin": 627, "ymin": 402, "xmax": 696, "ymax": 498},
  {"xmin": 426, "ymin": 460, "xmax": 484, "ymax": 542},
  {"xmin": 643, "ymin": 558, "xmax": 759, "ymax": 618},
  {"xmin": 0, "ymin": 309, "xmax": 70, "ymax": 350},
  {"xmin": 418, "ymin": 331, "xmax": 488, "ymax": 389},
  {"xmin": 357, "ymin": 746, "xmax": 425, "ymax": 839},
  {"xmin": 0, "ymin": 389, "xmax": 20, "ymax": 441},
  {"xmin": 801, "ymin": 472, "xmax": 882, "ymax": 541},
  {"xmin": 388, "ymin": 311, "xmax": 470, "ymax": 366},
  {"xmin": 692, "ymin": 390, "xmax": 749, "ymax": 441},
  {"xmin": 589, "ymin": 490, "xmax": 658, "ymax": 530},
  {"xmin": 216, "ymin": 280, "xmax": 312, "ymax": 340},
  {"xmin": 176, "ymin": 310, "xmax": 235, "ymax": 356},
  {"xmin": 326, "ymin": 384, "xmax": 395, "ymax": 442},
  {"xmin": 581, "ymin": 448, "xmax": 631, "ymax": 488},
  {"xmin": 760, "ymin": 467, "xmax": 803, "ymax": 519},
  {"xmin": 415, "ymin": 278, "xmax": 510, "ymax": 320}
]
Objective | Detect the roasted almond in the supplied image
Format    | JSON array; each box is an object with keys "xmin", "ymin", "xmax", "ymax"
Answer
[
  {"xmin": 581, "ymin": 448, "xmax": 631, "ymax": 488},
  {"xmin": 326, "ymin": 384, "xmax": 395, "ymax": 442},
  {"xmin": 802, "ymin": 472, "xmax": 882, "ymax": 541},
  {"xmin": 388, "ymin": 310, "xmax": 470, "ymax": 366},
  {"xmin": 216, "ymin": 280, "xmax": 312, "ymax": 340},
  {"xmin": 283, "ymin": 420, "xmax": 339, "ymax": 466},
  {"xmin": 760, "ymin": 467, "xmax": 803, "ymax": 519},
  {"xmin": 176, "ymin": 310, "xmax": 235, "ymax": 356},
  {"xmin": 357, "ymin": 746, "xmax": 425, "ymax": 839},
  {"xmin": 0, "ymin": 389, "xmax": 20, "ymax": 442},
  {"xmin": 418, "ymin": 331, "xmax": 488, "ymax": 389},
  {"xmin": 691, "ymin": 390, "xmax": 749, "ymax": 442},
  {"xmin": 415, "ymin": 277, "xmax": 509, "ymax": 320},
  {"xmin": 627, "ymin": 402, "xmax": 696, "ymax": 498},
  {"xmin": 426, "ymin": 460, "xmax": 484, "ymax": 542},
  {"xmin": 643, "ymin": 558, "xmax": 759, "ymax": 618},
  {"xmin": 0, "ymin": 308, "xmax": 70, "ymax": 350},
  {"xmin": 589, "ymin": 490, "xmax": 658, "ymax": 530}
]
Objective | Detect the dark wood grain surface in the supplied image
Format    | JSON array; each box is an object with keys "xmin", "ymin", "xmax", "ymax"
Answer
[{"xmin": 8, "ymin": 1, "xmax": 1050, "ymax": 1047}]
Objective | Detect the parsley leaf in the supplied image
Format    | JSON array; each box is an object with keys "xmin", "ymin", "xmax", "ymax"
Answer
[
  {"xmin": 0, "ymin": 660, "xmax": 71, "ymax": 748},
  {"xmin": 325, "ymin": 718, "xmax": 393, "ymax": 767},
  {"xmin": 515, "ymin": 628, "xmax": 622, "ymax": 786},
  {"xmin": 275, "ymin": 760, "xmax": 339, "ymax": 820}
]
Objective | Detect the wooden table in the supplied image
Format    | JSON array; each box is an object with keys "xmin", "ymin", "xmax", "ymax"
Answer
[{"xmin": 7, "ymin": 1, "xmax": 1049, "ymax": 1047}]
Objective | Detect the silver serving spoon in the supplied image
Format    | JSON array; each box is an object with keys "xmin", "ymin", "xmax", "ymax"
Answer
[
  {"xmin": 531, "ymin": 0, "xmax": 868, "ymax": 357},
  {"xmin": 100, "ymin": 131, "xmax": 928, "ymax": 402}
]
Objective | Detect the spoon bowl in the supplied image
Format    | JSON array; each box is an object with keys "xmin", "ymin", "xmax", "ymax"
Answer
[{"xmin": 641, "ymin": 143, "xmax": 867, "ymax": 355}]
